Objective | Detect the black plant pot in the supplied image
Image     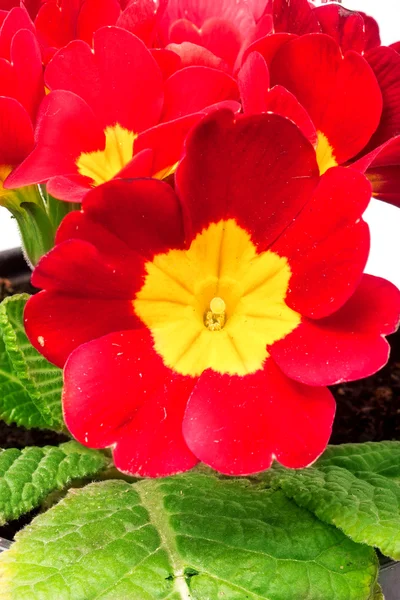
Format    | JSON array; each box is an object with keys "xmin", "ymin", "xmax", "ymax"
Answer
[
  {"xmin": 0, "ymin": 247, "xmax": 33, "ymax": 296},
  {"xmin": 379, "ymin": 559, "xmax": 400, "ymax": 599},
  {"xmin": 0, "ymin": 248, "xmax": 399, "ymax": 597}
]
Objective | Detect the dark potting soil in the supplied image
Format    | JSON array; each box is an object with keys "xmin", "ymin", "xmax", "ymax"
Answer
[{"xmin": 330, "ymin": 330, "xmax": 400, "ymax": 444}]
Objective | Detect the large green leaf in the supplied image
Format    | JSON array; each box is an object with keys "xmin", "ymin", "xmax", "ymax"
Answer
[
  {"xmin": 265, "ymin": 442, "xmax": 400, "ymax": 560},
  {"xmin": 0, "ymin": 441, "xmax": 108, "ymax": 525},
  {"xmin": 0, "ymin": 474, "xmax": 378, "ymax": 599},
  {"xmin": 0, "ymin": 294, "xmax": 63, "ymax": 430}
]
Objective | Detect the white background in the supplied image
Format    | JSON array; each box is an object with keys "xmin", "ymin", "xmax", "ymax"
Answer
[{"xmin": 1, "ymin": 0, "xmax": 400, "ymax": 288}]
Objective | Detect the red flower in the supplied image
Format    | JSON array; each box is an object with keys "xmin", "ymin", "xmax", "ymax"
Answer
[
  {"xmin": 0, "ymin": 6, "xmax": 44, "ymax": 121},
  {"xmin": 239, "ymin": 32, "xmax": 400, "ymax": 206},
  {"xmin": 24, "ymin": 110, "xmax": 400, "ymax": 477},
  {"xmin": 0, "ymin": 6, "xmax": 43, "ymax": 198},
  {"xmin": 258, "ymin": 0, "xmax": 381, "ymax": 54},
  {"xmin": 156, "ymin": 0, "xmax": 272, "ymax": 71},
  {"xmin": 6, "ymin": 25, "xmax": 238, "ymax": 201}
]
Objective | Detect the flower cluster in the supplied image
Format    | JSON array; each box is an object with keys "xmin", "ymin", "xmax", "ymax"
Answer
[{"xmin": 2, "ymin": 0, "xmax": 400, "ymax": 477}]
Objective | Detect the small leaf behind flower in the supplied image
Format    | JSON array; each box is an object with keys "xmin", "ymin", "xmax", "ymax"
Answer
[
  {"xmin": 0, "ymin": 441, "xmax": 108, "ymax": 525},
  {"xmin": 0, "ymin": 294, "xmax": 64, "ymax": 431},
  {"xmin": 0, "ymin": 474, "xmax": 378, "ymax": 599}
]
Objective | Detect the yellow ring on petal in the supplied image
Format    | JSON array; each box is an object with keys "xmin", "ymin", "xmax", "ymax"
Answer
[
  {"xmin": 316, "ymin": 131, "xmax": 338, "ymax": 175},
  {"xmin": 134, "ymin": 219, "xmax": 301, "ymax": 377},
  {"xmin": 76, "ymin": 124, "xmax": 137, "ymax": 186}
]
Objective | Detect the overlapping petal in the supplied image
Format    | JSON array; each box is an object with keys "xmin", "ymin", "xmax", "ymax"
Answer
[
  {"xmin": 183, "ymin": 360, "xmax": 335, "ymax": 475},
  {"xmin": 45, "ymin": 27, "xmax": 164, "ymax": 132},
  {"xmin": 272, "ymin": 167, "xmax": 371, "ymax": 318},
  {"xmin": 176, "ymin": 109, "xmax": 319, "ymax": 248},
  {"xmin": 0, "ymin": 97, "xmax": 34, "ymax": 166},
  {"xmin": 63, "ymin": 329, "xmax": 197, "ymax": 476},
  {"xmin": 271, "ymin": 275, "xmax": 400, "ymax": 386},
  {"xmin": 25, "ymin": 177, "xmax": 185, "ymax": 366},
  {"xmin": 0, "ymin": 7, "xmax": 44, "ymax": 121},
  {"xmin": 269, "ymin": 34, "xmax": 382, "ymax": 165}
]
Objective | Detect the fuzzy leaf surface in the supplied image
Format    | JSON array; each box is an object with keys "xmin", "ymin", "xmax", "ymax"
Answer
[
  {"xmin": 0, "ymin": 294, "xmax": 63, "ymax": 430},
  {"xmin": 265, "ymin": 442, "xmax": 400, "ymax": 560},
  {"xmin": 0, "ymin": 474, "xmax": 378, "ymax": 599},
  {"xmin": 0, "ymin": 441, "xmax": 107, "ymax": 525}
]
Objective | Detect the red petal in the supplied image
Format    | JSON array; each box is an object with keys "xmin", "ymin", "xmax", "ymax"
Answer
[
  {"xmin": 46, "ymin": 174, "xmax": 93, "ymax": 203},
  {"xmin": 135, "ymin": 113, "xmax": 202, "ymax": 175},
  {"xmin": 46, "ymin": 148, "xmax": 155, "ymax": 202},
  {"xmin": 116, "ymin": 0, "xmax": 159, "ymax": 46},
  {"xmin": 367, "ymin": 165, "xmax": 400, "ymax": 207},
  {"xmin": 0, "ymin": 97, "xmax": 34, "ymax": 166},
  {"xmin": 10, "ymin": 28, "xmax": 43, "ymax": 121},
  {"xmin": 390, "ymin": 42, "xmax": 400, "ymax": 55},
  {"xmin": 63, "ymin": 329, "xmax": 197, "ymax": 476},
  {"xmin": 237, "ymin": 51, "xmax": 270, "ymax": 115},
  {"xmin": 271, "ymin": 274, "xmax": 400, "ymax": 386},
  {"xmin": 116, "ymin": 148, "xmax": 154, "ymax": 179},
  {"xmin": 161, "ymin": 66, "xmax": 238, "ymax": 121},
  {"xmin": 364, "ymin": 47, "xmax": 400, "ymax": 151},
  {"xmin": 31, "ymin": 239, "xmax": 142, "ymax": 300},
  {"xmin": 160, "ymin": 0, "xmax": 255, "ymax": 41},
  {"xmin": 183, "ymin": 359, "xmax": 335, "ymax": 474},
  {"xmin": 272, "ymin": 0, "xmax": 320, "ymax": 35},
  {"xmin": 362, "ymin": 12, "xmax": 381, "ymax": 50},
  {"xmin": 94, "ymin": 26, "xmax": 163, "ymax": 131},
  {"xmin": 242, "ymin": 31, "xmax": 295, "ymax": 67},
  {"xmin": 5, "ymin": 91, "xmax": 103, "ymax": 189},
  {"xmin": 77, "ymin": 0, "xmax": 120, "ymax": 45},
  {"xmin": 264, "ymin": 85, "xmax": 317, "ymax": 145},
  {"xmin": 80, "ymin": 178, "xmax": 185, "ymax": 258},
  {"xmin": 313, "ymin": 4, "xmax": 365, "ymax": 54},
  {"xmin": 236, "ymin": 13, "xmax": 273, "ymax": 69},
  {"xmin": 151, "ymin": 48, "xmax": 182, "ymax": 79},
  {"xmin": 0, "ymin": 6, "xmax": 34, "ymax": 61},
  {"xmin": 351, "ymin": 136, "xmax": 400, "ymax": 206},
  {"xmin": 247, "ymin": 0, "xmax": 270, "ymax": 22},
  {"xmin": 238, "ymin": 52, "xmax": 317, "ymax": 144},
  {"xmin": 166, "ymin": 41, "xmax": 229, "ymax": 71},
  {"xmin": 169, "ymin": 18, "xmax": 201, "ymax": 45},
  {"xmin": 25, "ymin": 292, "xmax": 141, "ymax": 368},
  {"xmin": 271, "ymin": 34, "xmax": 382, "ymax": 163},
  {"xmin": 45, "ymin": 39, "xmax": 101, "ymax": 109},
  {"xmin": 0, "ymin": 56, "xmax": 15, "ymax": 99},
  {"xmin": 35, "ymin": 0, "xmax": 78, "ymax": 49},
  {"xmin": 46, "ymin": 26, "xmax": 163, "ymax": 132},
  {"xmin": 272, "ymin": 167, "xmax": 371, "ymax": 318},
  {"xmin": 200, "ymin": 17, "xmax": 242, "ymax": 68},
  {"xmin": 176, "ymin": 109, "xmax": 318, "ymax": 249}
]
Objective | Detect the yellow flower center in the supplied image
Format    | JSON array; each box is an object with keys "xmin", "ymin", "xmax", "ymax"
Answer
[
  {"xmin": 134, "ymin": 219, "xmax": 301, "ymax": 377},
  {"xmin": 76, "ymin": 123, "xmax": 179, "ymax": 186},
  {"xmin": 76, "ymin": 124, "xmax": 137, "ymax": 187},
  {"xmin": 316, "ymin": 131, "xmax": 338, "ymax": 175}
]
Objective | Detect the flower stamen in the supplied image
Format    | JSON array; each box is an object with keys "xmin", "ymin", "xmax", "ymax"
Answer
[{"xmin": 204, "ymin": 296, "xmax": 226, "ymax": 331}]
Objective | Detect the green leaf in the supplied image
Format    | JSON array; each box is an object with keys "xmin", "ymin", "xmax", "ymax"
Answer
[
  {"xmin": 264, "ymin": 442, "xmax": 400, "ymax": 560},
  {"xmin": 14, "ymin": 202, "xmax": 55, "ymax": 268},
  {"xmin": 0, "ymin": 474, "xmax": 378, "ymax": 599},
  {"xmin": 44, "ymin": 191, "xmax": 80, "ymax": 233},
  {"xmin": 0, "ymin": 294, "xmax": 64, "ymax": 431},
  {"xmin": 0, "ymin": 441, "xmax": 107, "ymax": 525},
  {"xmin": 372, "ymin": 583, "xmax": 384, "ymax": 600}
]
